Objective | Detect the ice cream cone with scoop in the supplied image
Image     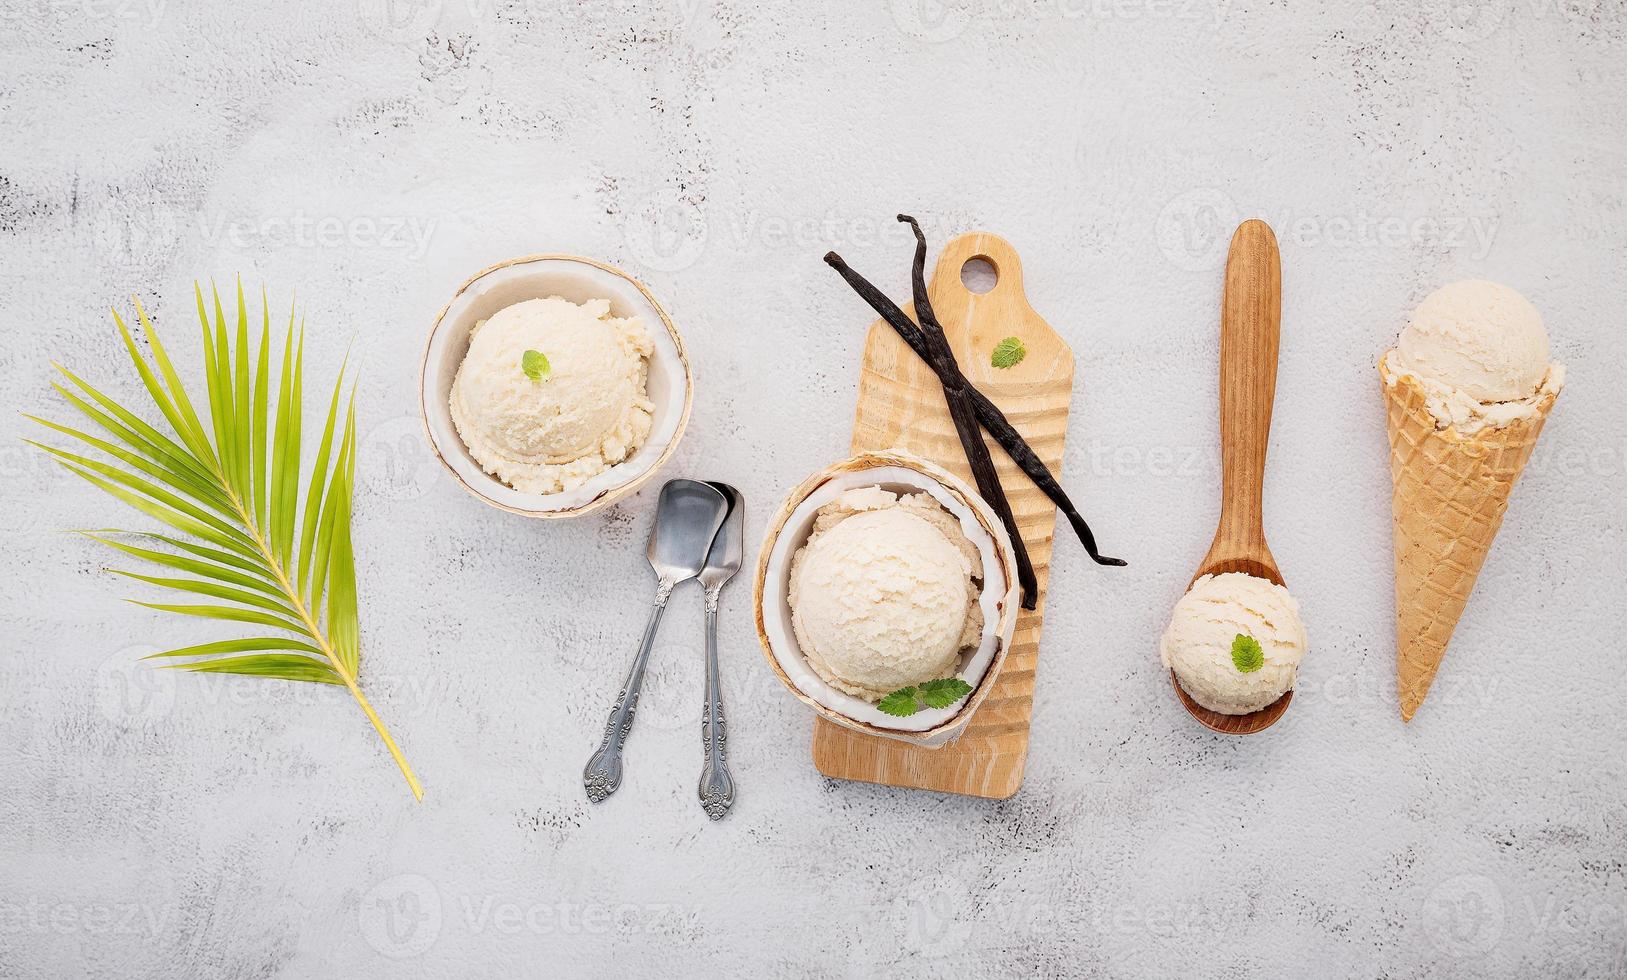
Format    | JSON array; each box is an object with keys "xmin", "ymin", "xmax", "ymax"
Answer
[{"xmin": 1380, "ymin": 280, "xmax": 1564, "ymax": 721}]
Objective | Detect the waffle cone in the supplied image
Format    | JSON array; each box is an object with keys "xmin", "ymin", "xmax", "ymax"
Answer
[{"xmin": 1381, "ymin": 355, "xmax": 1557, "ymax": 722}]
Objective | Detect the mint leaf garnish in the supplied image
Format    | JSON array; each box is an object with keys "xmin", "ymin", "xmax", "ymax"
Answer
[
  {"xmin": 877, "ymin": 678, "xmax": 973, "ymax": 715},
  {"xmin": 991, "ymin": 336, "xmax": 1026, "ymax": 369},
  {"xmin": 918, "ymin": 677, "xmax": 973, "ymax": 709},
  {"xmin": 876, "ymin": 687, "xmax": 920, "ymax": 717},
  {"xmin": 521, "ymin": 349, "xmax": 549, "ymax": 381},
  {"xmin": 1231, "ymin": 634, "xmax": 1264, "ymax": 673}
]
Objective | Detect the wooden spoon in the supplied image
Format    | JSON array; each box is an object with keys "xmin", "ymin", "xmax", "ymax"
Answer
[{"xmin": 1172, "ymin": 219, "xmax": 1292, "ymax": 735}]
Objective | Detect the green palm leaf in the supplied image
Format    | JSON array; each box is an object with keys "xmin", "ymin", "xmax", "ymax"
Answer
[{"xmin": 31, "ymin": 283, "xmax": 422, "ymax": 800}]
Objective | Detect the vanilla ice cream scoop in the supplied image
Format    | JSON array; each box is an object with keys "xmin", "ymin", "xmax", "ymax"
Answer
[
  {"xmin": 450, "ymin": 296, "xmax": 654, "ymax": 494},
  {"xmin": 789, "ymin": 489, "xmax": 982, "ymax": 701},
  {"xmin": 1385, "ymin": 280, "xmax": 1564, "ymax": 434},
  {"xmin": 1161, "ymin": 572, "xmax": 1307, "ymax": 716}
]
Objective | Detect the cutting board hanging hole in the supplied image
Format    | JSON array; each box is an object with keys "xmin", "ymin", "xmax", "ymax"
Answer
[{"xmin": 960, "ymin": 256, "xmax": 998, "ymax": 294}]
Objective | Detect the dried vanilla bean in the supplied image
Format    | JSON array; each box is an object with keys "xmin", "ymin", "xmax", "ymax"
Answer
[
  {"xmin": 823, "ymin": 241, "xmax": 1124, "ymax": 573},
  {"xmin": 892, "ymin": 216, "xmax": 1037, "ymax": 608}
]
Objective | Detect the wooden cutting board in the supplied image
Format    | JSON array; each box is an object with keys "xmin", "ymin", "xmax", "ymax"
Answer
[{"xmin": 812, "ymin": 231, "xmax": 1072, "ymax": 799}]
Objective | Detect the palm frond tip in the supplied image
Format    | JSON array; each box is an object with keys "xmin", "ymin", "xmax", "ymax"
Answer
[{"xmin": 32, "ymin": 282, "xmax": 421, "ymax": 800}]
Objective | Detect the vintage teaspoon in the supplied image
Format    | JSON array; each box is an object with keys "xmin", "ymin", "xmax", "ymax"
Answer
[
  {"xmin": 584, "ymin": 480, "xmax": 729, "ymax": 802},
  {"xmin": 696, "ymin": 482, "xmax": 743, "ymax": 820}
]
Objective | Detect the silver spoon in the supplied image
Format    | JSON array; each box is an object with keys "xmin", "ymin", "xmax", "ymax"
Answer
[
  {"xmin": 584, "ymin": 480, "xmax": 729, "ymax": 803},
  {"xmin": 697, "ymin": 483, "xmax": 743, "ymax": 820}
]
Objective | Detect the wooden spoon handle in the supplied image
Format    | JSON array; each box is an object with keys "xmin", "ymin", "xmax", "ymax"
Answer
[{"xmin": 1215, "ymin": 219, "xmax": 1281, "ymax": 554}]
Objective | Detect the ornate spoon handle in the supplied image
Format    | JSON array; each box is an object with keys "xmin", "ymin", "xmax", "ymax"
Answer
[
  {"xmin": 697, "ymin": 587, "xmax": 735, "ymax": 819},
  {"xmin": 584, "ymin": 580, "xmax": 674, "ymax": 803}
]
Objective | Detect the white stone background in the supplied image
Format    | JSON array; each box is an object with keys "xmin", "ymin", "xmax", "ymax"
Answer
[{"xmin": 1, "ymin": 0, "xmax": 1624, "ymax": 977}]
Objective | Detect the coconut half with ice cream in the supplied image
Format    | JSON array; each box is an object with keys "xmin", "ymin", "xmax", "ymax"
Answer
[
  {"xmin": 754, "ymin": 450, "xmax": 1021, "ymax": 748},
  {"xmin": 419, "ymin": 254, "xmax": 692, "ymax": 518}
]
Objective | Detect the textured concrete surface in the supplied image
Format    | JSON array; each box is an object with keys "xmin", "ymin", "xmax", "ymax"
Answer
[{"xmin": 2, "ymin": 2, "xmax": 1625, "ymax": 977}]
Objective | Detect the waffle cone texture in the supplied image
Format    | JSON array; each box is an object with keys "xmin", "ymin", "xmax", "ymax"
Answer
[{"xmin": 1381, "ymin": 355, "xmax": 1558, "ymax": 721}]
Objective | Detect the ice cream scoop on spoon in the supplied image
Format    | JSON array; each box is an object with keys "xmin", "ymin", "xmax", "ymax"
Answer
[
  {"xmin": 1162, "ymin": 220, "xmax": 1308, "ymax": 735},
  {"xmin": 584, "ymin": 479, "xmax": 729, "ymax": 802}
]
